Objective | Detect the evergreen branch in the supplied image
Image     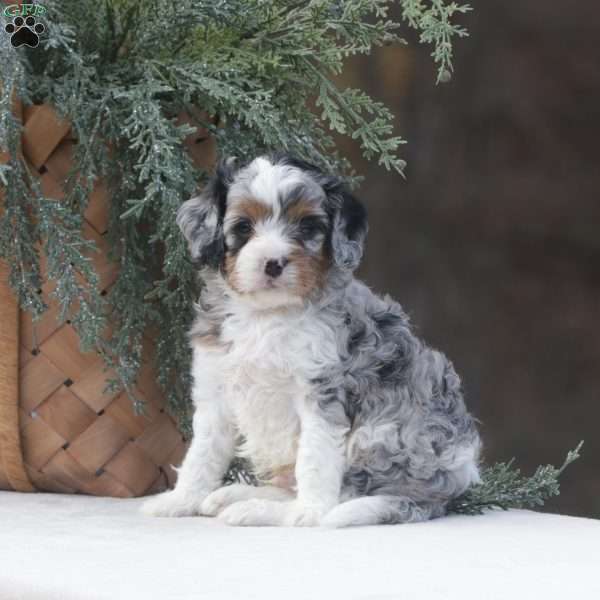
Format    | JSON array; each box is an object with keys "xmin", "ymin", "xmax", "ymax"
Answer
[
  {"xmin": 303, "ymin": 58, "xmax": 406, "ymax": 174},
  {"xmin": 400, "ymin": 0, "xmax": 472, "ymax": 83},
  {"xmin": 448, "ymin": 442, "xmax": 584, "ymax": 515}
]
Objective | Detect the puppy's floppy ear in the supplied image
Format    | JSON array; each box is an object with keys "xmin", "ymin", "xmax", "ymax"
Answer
[
  {"xmin": 176, "ymin": 158, "xmax": 237, "ymax": 269},
  {"xmin": 268, "ymin": 154, "xmax": 368, "ymax": 269},
  {"xmin": 323, "ymin": 180, "xmax": 368, "ymax": 271}
]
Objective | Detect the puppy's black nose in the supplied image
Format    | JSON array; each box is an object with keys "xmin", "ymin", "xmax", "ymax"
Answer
[{"xmin": 265, "ymin": 259, "xmax": 284, "ymax": 278}]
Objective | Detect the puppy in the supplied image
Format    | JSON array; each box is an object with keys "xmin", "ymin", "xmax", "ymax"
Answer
[{"xmin": 142, "ymin": 155, "xmax": 481, "ymax": 527}]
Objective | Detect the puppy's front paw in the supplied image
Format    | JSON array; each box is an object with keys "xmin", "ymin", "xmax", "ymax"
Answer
[
  {"xmin": 141, "ymin": 489, "xmax": 207, "ymax": 518},
  {"xmin": 218, "ymin": 499, "xmax": 286, "ymax": 527},
  {"xmin": 201, "ymin": 485, "xmax": 241, "ymax": 516},
  {"xmin": 283, "ymin": 501, "xmax": 328, "ymax": 527}
]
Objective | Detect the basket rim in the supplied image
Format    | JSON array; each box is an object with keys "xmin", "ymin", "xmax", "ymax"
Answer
[
  {"xmin": 0, "ymin": 259, "xmax": 35, "ymax": 492},
  {"xmin": 0, "ymin": 97, "xmax": 35, "ymax": 492}
]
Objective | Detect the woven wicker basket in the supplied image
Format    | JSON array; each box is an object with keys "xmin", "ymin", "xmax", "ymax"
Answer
[{"xmin": 0, "ymin": 102, "xmax": 212, "ymax": 496}]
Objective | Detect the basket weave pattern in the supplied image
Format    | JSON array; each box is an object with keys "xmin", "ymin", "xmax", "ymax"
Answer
[{"xmin": 0, "ymin": 103, "xmax": 197, "ymax": 497}]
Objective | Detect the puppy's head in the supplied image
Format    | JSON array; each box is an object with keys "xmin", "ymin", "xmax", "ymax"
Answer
[{"xmin": 177, "ymin": 155, "xmax": 367, "ymax": 308}]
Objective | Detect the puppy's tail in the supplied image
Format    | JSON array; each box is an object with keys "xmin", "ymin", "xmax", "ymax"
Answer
[{"xmin": 321, "ymin": 495, "xmax": 444, "ymax": 528}]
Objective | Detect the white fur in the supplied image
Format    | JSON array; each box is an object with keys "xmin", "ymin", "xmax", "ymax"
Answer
[
  {"xmin": 221, "ymin": 302, "xmax": 339, "ymax": 479},
  {"xmin": 141, "ymin": 345, "xmax": 235, "ymax": 517},
  {"xmin": 202, "ymin": 483, "xmax": 293, "ymax": 517},
  {"xmin": 142, "ymin": 297, "xmax": 345, "ymax": 525},
  {"xmin": 321, "ymin": 496, "xmax": 402, "ymax": 528}
]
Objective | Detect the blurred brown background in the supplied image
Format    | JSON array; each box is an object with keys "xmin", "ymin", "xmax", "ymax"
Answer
[{"xmin": 339, "ymin": 0, "xmax": 599, "ymax": 518}]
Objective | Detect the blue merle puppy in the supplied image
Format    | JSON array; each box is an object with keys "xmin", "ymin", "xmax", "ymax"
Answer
[{"xmin": 142, "ymin": 155, "xmax": 481, "ymax": 527}]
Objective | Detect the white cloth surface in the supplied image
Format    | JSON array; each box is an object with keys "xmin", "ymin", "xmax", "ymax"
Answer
[{"xmin": 0, "ymin": 491, "xmax": 598, "ymax": 600}]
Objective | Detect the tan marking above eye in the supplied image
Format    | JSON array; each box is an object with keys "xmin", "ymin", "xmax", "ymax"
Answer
[
  {"xmin": 285, "ymin": 199, "xmax": 324, "ymax": 222},
  {"xmin": 228, "ymin": 198, "xmax": 273, "ymax": 223}
]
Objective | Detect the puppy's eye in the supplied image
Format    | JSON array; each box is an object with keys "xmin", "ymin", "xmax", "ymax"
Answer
[
  {"xmin": 233, "ymin": 219, "xmax": 253, "ymax": 236},
  {"xmin": 298, "ymin": 216, "xmax": 324, "ymax": 239}
]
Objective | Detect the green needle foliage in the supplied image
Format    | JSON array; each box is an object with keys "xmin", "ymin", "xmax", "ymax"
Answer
[
  {"xmin": 400, "ymin": 0, "xmax": 472, "ymax": 83},
  {"xmin": 449, "ymin": 442, "xmax": 584, "ymax": 515},
  {"xmin": 1, "ymin": 0, "xmax": 471, "ymax": 433}
]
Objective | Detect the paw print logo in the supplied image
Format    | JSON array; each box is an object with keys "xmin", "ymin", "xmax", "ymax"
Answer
[{"xmin": 5, "ymin": 16, "xmax": 45, "ymax": 48}]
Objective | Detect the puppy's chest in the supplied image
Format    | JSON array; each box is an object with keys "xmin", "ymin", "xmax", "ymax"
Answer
[
  {"xmin": 228, "ymin": 366, "xmax": 302, "ymax": 474},
  {"xmin": 219, "ymin": 312, "xmax": 334, "ymax": 474},
  {"xmin": 220, "ymin": 321, "xmax": 303, "ymax": 473}
]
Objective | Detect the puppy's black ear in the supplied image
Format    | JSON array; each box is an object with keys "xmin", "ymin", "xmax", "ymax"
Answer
[
  {"xmin": 323, "ymin": 180, "xmax": 368, "ymax": 271},
  {"xmin": 176, "ymin": 158, "xmax": 237, "ymax": 269},
  {"xmin": 271, "ymin": 154, "xmax": 368, "ymax": 269}
]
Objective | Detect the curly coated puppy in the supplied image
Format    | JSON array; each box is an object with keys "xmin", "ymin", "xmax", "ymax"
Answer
[{"xmin": 142, "ymin": 155, "xmax": 481, "ymax": 527}]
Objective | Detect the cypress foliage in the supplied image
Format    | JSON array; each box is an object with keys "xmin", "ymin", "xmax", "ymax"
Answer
[{"xmin": 449, "ymin": 442, "xmax": 584, "ymax": 515}]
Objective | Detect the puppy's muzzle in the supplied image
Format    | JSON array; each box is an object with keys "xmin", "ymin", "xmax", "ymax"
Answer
[{"xmin": 264, "ymin": 257, "xmax": 289, "ymax": 279}]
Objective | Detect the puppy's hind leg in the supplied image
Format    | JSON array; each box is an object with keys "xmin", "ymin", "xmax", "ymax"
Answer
[{"xmin": 321, "ymin": 496, "xmax": 444, "ymax": 528}]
